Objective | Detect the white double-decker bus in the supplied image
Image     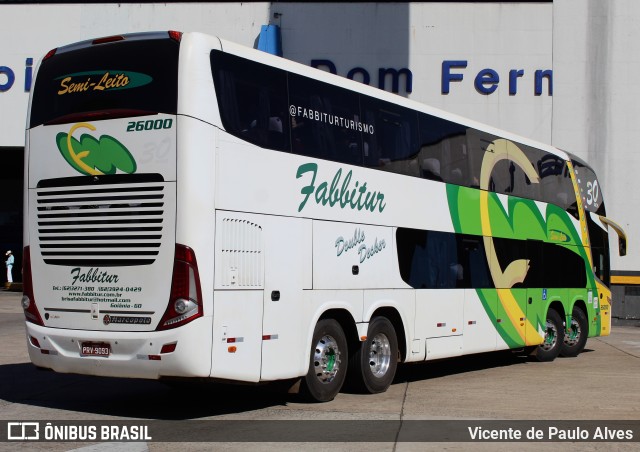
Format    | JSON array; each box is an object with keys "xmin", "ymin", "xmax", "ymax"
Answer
[{"xmin": 23, "ymin": 31, "xmax": 626, "ymax": 402}]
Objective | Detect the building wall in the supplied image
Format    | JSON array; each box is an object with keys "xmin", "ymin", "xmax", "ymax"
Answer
[
  {"xmin": 0, "ymin": 3, "xmax": 552, "ymax": 144},
  {"xmin": 0, "ymin": 2, "xmax": 271, "ymax": 146},
  {"xmin": 277, "ymin": 2, "xmax": 553, "ymax": 142},
  {"xmin": 553, "ymin": 0, "xmax": 638, "ymax": 273},
  {"xmin": 0, "ymin": 2, "xmax": 636, "ymax": 280}
]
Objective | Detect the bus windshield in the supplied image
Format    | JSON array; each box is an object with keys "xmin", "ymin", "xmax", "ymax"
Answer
[
  {"xmin": 29, "ymin": 33, "xmax": 179, "ymax": 128},
  {"xmin": 571, "ymin": 154, "xmax": 606, "ymax": 216}
]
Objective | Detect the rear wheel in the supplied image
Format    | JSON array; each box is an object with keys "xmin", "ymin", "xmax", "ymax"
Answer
[
  {"xmin": 533, "ymin": 309, "xmax": 564, "ymax": 362},
  {"xmin": 560, "ymin": 307, "xmax": 588, "ymax": 357},
  {"xmin": 349, "ymin": 316, "xmax": 398, "ymax": 394},
  {"xmin": 300, "ymin": 319, "xmax": 347, "ymax": 402}
]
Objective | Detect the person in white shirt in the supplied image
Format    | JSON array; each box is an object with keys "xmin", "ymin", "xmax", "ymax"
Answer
[{"xmin": 5, "ymin": 250, "xmax": 14, "ymax": 284}]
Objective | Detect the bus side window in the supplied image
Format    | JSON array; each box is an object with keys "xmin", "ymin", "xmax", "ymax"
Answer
[
  {"xmin": 397, "ymin": 228, "xmax": 464, "ymax": 289},
  {"xmin": 362, "ymin": 98, "xmax": 419, "ymax": 176},
  {"xmin": 211, "ymin": 50, "xmax": 289, "ymax": 152},
  {"xmin": 418, "ymin": 113, "xmax": 470, "ymax": 185},
  {"xmin": 538, "ymin": 155, "xmax": 578, "ymax": 217},
  {"xmin": 508, "ymin": 145, "xmax": 542, "ymax": 201},
  {"xmin": 288, "ymin": 73, "xmax": 363, "ymax": 165},
  {"xmin": 461, "ymin": 236, "xmax": 492, "ymax": 289}
]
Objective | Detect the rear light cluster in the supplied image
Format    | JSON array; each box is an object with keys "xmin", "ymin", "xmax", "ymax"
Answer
[
  {"xmin": 43, "ymin": 30, "xmax": 181, "ymax": 62},
  {"xmin": 21, "ymin": 246, "xmax": 44, "ymax": 326},
  {"xmin": 157, "ymin": 244, "xmax": 203, "ymax": 331},
  {"xmin": 92, "ymin": 35, "xmax": 125, "ymax": 45},
  {"xmin": 43, "ymin": 48, "xmax": 57, "ymax": 61}
]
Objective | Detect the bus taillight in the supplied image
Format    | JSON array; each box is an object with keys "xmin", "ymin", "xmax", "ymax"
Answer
[
  {"xmin": 157, "ymin": 244, "xmax": 203, "ymax": 330},
  {"xmin": 21, "ymin": 246, "xmax": 44, "ymax": 326},
  {"xmin": 92, "ymin": 35, "xmax": 125, "ymax": 45},
  {"xmin": 168, "ymin": 31, "xmax": 182, "ymax": 42},
  {"xmin": 43, "ymin": 48, "xmax": 57, "ymax": 61}
]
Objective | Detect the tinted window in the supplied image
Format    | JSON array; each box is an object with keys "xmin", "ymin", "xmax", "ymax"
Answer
[
  {"xmin": 472, "ymin": 134, "xmax": 578, "ymax": 218},
  {"xmin": 212, "ymin": 49, "xmax": 582, "ymax": 221},
  {"xmin": 362, "ymin": 98, "xmax": 419, "ymax": 175},
  {"xmin": 396, "ymin": 229, "xmax": 492, "ymax": 289},
  {"xmin": 545, "ymin": 243, "xmax": 587, "ymax": 288},
  {"xmin": 30, "ymin": 35, "xmax": 179, "ymax": 127},
  {"xmin": 462, "ymin": 235, "xmax": 493, "ymax": 288},
  {"xmin": 417, "ymin": 114, "xmax": 472, "ymax": 185},
  {"xmin": 493, "ymin": 236, "xmax": 587, "ymax": 288},
  {"xmin": 587, "ymin": 213, "xmax": 610, "ymax": 285},
  {"xmin": 288, "ymin": 73, "xmax": 363, "ymax": 164},
  {"xmin": 511, "ymin": 145, "xmax": 543, "ymax": 201},
  {"xmin": 491, "ymin": 237, "xmax": 529, "ymax": 287},
  {"xmin": 211, "ymin": 50, "xmax": 290, "ymax": 152},
  {"xmin": 534, "ymin": 151, "xmax": 577, "ymax": 217},
  {"xmin": 398, "ymin": 228, "xmax": 587, "ymax": 290}
]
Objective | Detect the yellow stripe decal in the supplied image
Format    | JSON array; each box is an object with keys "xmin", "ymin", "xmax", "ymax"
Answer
[{"xmin": 611, "ymin": 275, "xmax": 640, "ymax": 285}]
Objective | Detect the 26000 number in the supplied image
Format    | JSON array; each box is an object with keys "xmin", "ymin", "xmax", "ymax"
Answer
[{"xmin": 126, "ymin": 118, "xmax": 173, "ymax": 132}]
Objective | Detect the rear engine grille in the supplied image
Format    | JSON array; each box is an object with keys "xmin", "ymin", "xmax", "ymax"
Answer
[{"xmin": 36, "ymin": 175, "xmax": 166, "ymax": 266}]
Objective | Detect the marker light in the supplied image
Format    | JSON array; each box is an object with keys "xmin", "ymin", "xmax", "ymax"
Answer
[
  {"xmin": 168, "ymin": 31, "xmax": 183, "ymax": 42},
  {"xmin": 160, "ymin": 343, "xmax": 177, "ymax": 354},
  {"xmin": 43, "ymin": 48, "xmax": 57, "ymax": 61},
  {"xmin": 22, "ymin": 247, "xmax": 44, "ymax": 326},
  {"xmin": 92, "ymin": 35, "xmax": 125, "ymax": 45}
]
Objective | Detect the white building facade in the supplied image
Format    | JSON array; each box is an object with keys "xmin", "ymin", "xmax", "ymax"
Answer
[{"xmin": 0, "ymin": 1, "xmax": 637, "ymax": 312}]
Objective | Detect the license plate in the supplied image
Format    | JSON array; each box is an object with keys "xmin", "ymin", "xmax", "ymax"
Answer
[{"xmin": 80, "ymin": 342, "xmax": 110, "ymax": 357}]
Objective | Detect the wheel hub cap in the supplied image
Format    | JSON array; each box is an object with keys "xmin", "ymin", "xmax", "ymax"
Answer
[
  {"xmin": 564, "ymin": 318, "xmax": 581, "ymax": 347},
  {"xmin": 368, "ymin": 333, "xmax": 391, "ymax": 378},
  {"xmin": 541, "ymin": 319, "xmax": 558, "ymax": 351},
  {"xmin": 313, "ymin": 334, "xmax": 341, "ymax": 384}
]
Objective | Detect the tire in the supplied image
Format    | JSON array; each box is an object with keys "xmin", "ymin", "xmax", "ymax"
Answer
[
  {"xmin": 532, "ymin": 309, "xmax": 565, "ymax": 362},
  {"xmin": 349, "ymin": 316, "xmax": 398, "ymax": 394},
  {"xmin": 560, "ymin": 307, "xmax": 588, "ymax": 357},
  {"xmin": 300, "ymin": 319, "xmax": 348, "ymax": 402}
]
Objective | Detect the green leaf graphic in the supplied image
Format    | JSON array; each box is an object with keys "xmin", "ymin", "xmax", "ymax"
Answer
[
  {"xmin": 56, "ymin": 132, "xmax": 137, "ymax": 175},
  {"xmin": 447, "ymin": 183, "xmax": 598, "ymax": 345}
]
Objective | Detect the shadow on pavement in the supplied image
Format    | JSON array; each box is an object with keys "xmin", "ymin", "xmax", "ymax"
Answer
[{"xmin": 0, "ymin": 361, "xmax": 292, "ymax": 419}]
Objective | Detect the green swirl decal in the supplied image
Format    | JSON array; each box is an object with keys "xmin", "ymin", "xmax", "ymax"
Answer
[
  {"xmin": 446, "ymin": 139, "xmax": 597, "ymax": 347},
  {"xmin": 56, "ymin": 123, "xmax": 137, "ymax": 176}
]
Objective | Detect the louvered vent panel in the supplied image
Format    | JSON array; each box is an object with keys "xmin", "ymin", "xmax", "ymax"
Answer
[
  {"xmin": 220, "ymin": 218, "xmax": 263, "ymax": 287},
  {"xmin": 36, "ymin": 180, "xmax": 165, "ymax": 266}
]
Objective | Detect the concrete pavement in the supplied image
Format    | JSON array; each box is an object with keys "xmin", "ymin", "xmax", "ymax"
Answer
[{"xmin": 1, "ymin": 289, "xmax": 639, "ymax": 451}]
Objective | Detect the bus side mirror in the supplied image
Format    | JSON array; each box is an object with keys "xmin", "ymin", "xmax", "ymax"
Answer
[
  {"xmin": 599, "ymin": 215, "xmax": 627, "ymax": 257},
  {"xmin": 619, "ymin": 236, "xmax": 627, "ymax": 257}
]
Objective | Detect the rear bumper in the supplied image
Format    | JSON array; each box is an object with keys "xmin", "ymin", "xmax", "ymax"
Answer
[{"xmin": 25, "ymin": 316, "xmax": 212, "ymax": 379}]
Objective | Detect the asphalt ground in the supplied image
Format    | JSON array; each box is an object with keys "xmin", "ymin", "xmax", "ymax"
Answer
[{"xmin": 1, "ymin": 289, "xmax": 639, "ymax": 451}]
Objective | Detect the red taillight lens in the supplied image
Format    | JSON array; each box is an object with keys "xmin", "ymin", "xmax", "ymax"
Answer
[
  {"xmin": 168, "ymin": 31, "xmax": 183, "ymax": 42},
  {"xmin": 22, "ymin": 246, "xmax": 44, "ymax": 326},
  {"xmin": 43, "ymin": 48, "xmax": 57, "ymax": 61},
  {"xmin": 160, "ymin": 343, "xmax": 177, "ymax": 354},
  {"xmin": 92, "ymin": 35, "xmax": 125, "ymax": 45},
  {"xmin": 157, "ymin": 244, "xmax": 203, "ymax": 331}
]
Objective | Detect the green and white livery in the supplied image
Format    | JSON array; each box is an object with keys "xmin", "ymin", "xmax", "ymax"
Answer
[{"xmin": 23, "ymin": 31, "xmax": 626, "ymax": 402}]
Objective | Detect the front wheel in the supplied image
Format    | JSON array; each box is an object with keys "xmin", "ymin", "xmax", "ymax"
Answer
[
  {"xmin": 560, "ymin": 307, "xmax": 588, "ymax": 357},
  {"xmin": 300, "ymin": 319, "xmax": 348, "ymax": 402},
  {"xmin": 349, "ymin": 316, "xmax": 398, "ymax": 394},
  {"xmin": 533, "ymin": 309, "xmax": 565, "ymax": 362}
]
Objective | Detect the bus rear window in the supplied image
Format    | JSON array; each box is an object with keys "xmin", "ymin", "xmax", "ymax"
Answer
[{"xmin": 29, "ymin": 36, "xmax": 179, "ymax": 128}]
